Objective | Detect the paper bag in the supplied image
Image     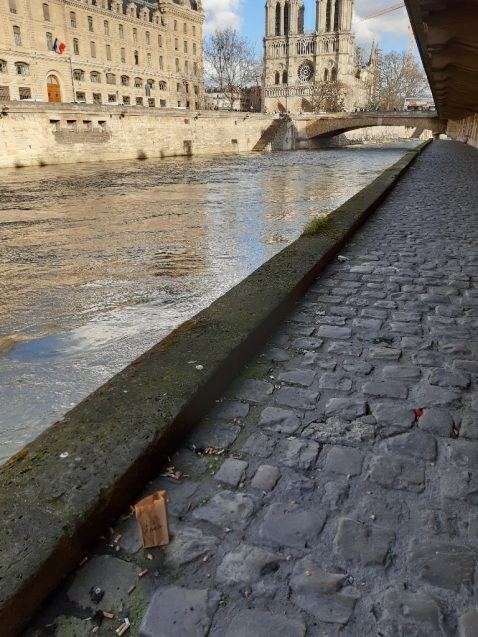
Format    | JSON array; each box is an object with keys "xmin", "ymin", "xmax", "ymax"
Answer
[{"xmin": 134, "ymin": 490, "xmax": 169, "ymax": 548}]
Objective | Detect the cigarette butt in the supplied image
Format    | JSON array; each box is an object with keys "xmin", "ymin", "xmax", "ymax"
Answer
[
  {"xmin": 127, "ymin": 585, "xmax": 136, "ymax": 594},
  {"xmin": 146, "ymin": 553, "xmax": 153, "ymax": 561},
  {"xmin": 103, "ymin": 612, "xmax": 114, "ymax": 619},
  {"xmin": 79, "ymin": 557, "xmax": 88, "ymax": 567},
  {"xmin": 138, "ymin": 568, "xmax": 149, "ymax": 577}
]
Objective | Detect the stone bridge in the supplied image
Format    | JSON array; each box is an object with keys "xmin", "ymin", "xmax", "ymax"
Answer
[{"xmin": 292, "ymin": 111, "xmax": 447, "ymax": 140}]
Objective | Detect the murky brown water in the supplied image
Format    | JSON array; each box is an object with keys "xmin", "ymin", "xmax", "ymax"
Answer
[{"xmin": 0, "ymin": 144, "xmax": 417, "ymax": 462}]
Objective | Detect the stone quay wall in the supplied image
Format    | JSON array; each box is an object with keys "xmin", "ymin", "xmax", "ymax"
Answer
[
  {"xmin": 447, "ymin": 113, "xmax": 478, "ymax": 149},
  {"xmin": 0, "ymin": 103, "xmax": 280, "ymax": 169}
]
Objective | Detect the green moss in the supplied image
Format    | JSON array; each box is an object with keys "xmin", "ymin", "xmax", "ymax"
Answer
[{"xmin": 302, "ymin": 215, "xmax": 342, "ymax": 239}]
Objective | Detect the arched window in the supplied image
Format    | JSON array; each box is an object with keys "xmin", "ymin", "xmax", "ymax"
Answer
[
  {"xmin": 47, "ymin": 74, "xmax": 59, "ymax": 85},
  {"xmin": 73, "ymin": 68, "xmax": 84, "ymax": 81},
  {"xmin": 134, "ymin": 77, "xmax": 143, "ymax": 88},
  {"xmin": 282, "ymin": 71, "xmax": 288, "ymax": 84},
  {"xmin": 106, "ymin": 72, "xmax": 116, "ymax": 85},
  {"xmin": 274, "ymin": 71, "xmax": 280, "ymax": 85},
  {"xmin": 159, "ymin": 81, "xmax": 167, "ymax": 91},
  {"xmin": 90, "ymin": 71, "xmax": 101, "ymax": 83},
  {"xmin": 275, "ymin": 3, "xmax": 281, "ymax": 36},
  {"xmin": 331, "ymin": 68, "xmax": 337, "ymax": 82},
  {"xmin": 121, "ymin": 75, "xmax": 129, "ymax": 86},
  {"xmin": 15, "ymin": 62, "xmax": 29, "ymax": 76},
  {"xmin": 325, "ymin": 0, "xmax": 332, "ymax": 32},
  {"xmin": 0, "ymin": 60, "xmax": 7, "ymax": 73},
  {"xmin": 134, "ymin": 50, "xmax": 139, "ymax": 65},
  {"xmin": 283, "ymin": 2, "xmax": 290, "ymax": 36},
  {"xmin": 324, "ymin": 68, "xmax": 329, "ymax": 82}
]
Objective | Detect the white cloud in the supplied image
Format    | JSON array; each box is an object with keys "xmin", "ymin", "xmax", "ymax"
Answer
[
  {"xmin": 202, "ymin": 0, "xmax": 243, "ymax": 34},
  {"xmin": 352, "ymin": 0, "xmax": 411, "ymax": 52}
]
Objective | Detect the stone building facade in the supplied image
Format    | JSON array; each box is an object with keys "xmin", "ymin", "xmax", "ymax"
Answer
[
  {"xmin": 0, "ymin": 0, "xmax": 204, "ymax": 109},
  {"xmin": 262, "ymin": 0, "xmax": 376, "ymax": 113}
]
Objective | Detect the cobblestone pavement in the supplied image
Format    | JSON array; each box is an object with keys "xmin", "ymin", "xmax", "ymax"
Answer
[{"xmin": 28, "ymin": 141, "xmax": 478, "ymax": 637}]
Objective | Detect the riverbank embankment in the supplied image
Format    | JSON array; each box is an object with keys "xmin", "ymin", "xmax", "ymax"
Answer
[{"xmin": 0, "ymin": 140, "xmax": 431, "ymax": 635}]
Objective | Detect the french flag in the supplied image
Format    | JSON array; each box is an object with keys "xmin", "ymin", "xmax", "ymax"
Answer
[{"xmin": 53, "ymin": 38, "xmax": 66, "ymax": 54}]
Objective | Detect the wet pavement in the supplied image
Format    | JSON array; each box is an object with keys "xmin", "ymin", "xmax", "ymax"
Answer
[
  {"xmin": 0, "ymin": 144, "xmax": 415, "ymax": 463},
  {"xmin": 25, "ymin": 140, "xmax": 478, "ymax": 636}
]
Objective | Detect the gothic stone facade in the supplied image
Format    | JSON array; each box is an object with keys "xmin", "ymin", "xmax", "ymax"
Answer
[
  {"xmin": 0, "ymin": 0, "xmax": 204, "ymax": 109},
  {"xmin": 263, "ymin": 0, "xmax": 376, "ymax": 113}
]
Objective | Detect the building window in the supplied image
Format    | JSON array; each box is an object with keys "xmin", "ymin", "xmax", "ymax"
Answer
[
  {"xmin": 0, "ymin": 85, "xmax": 10, "ymax": 100},
  {"xmin": 0, "ymin": 60, "xmax": 7, "ymax": 73},
  {"xmin": 176, "ymin": 82, "xmax": 180, "ymax": 92},
  {"xmin": 46, "ymin": 32, "xmax": 53, "ymax": 50},
  {"xmin": 121, "ymin": 48, "xmax": 126, "ymax": 63},
  {"xmin": 158, "ymin": 34, "xmax": 162, "ymax": 47},
  {"xmin": 160, "ymin": 99, "xmax": 166, "ymax": 107},
  {"xmin": 185, "ymin": 60, "xmax": 188, "ymax": 73},
  {"xmin": 70, "ymin": 11, "xmax": 76, "ymax": 28},
  {"xmin": 106, "ymin": 44, "xmax": 112, "ymax": 61},
  {"xmin": 148, "ymin": 98, "xmax": 155, "ymax": 107},
  {"xmin": 119, "ymin": 24, "xmax": 124, "ymax": 39},
  {"xmin": 175, "ymin": 58, "xmax": 180, "ymax": 73},
  {"xmin": 175, "ymin": 38, "xmax": 178, "ymax": 51},
  {"xmin": 194, "ymin": 85, "xmax": 198, "ymax": 95},
  {"xmin": 42, "ymin": 3, "xmax": 50, "ymax": 21},
  {"xmin": 147, "ymin": 52, "xmax": 151, "ymax": 66},
  {"xmin": 193, "ymin": 43, "xmax": 196, "ymax": 55},
  {"xmin": 15, "ymin": 62, "xmax": 29, "ymax": 76},
  {"xmin": 73, "ymin": 38, "xmax": 79, "ymax": 55},
  {"xmin": 93, "ymin": 92, "xmax": 102, "ymax": 104},
  {"xmin": 133, "ymin": 28, "xmax": 138, "ymax": 43},
  {"xmin": 13, "ymin": 26, "xmax": 22, "ymax": 46},
  {"xmin": 136, "ymin": 97, "xmax": 143, "ymax": 106},
  {"xmin": 9, "ymin": 0, "xmax": 17, "ymax": 14},
  {"xmin": 159, "ymin": 56, "xmax": 164, "ymax": 70},
  {"xmin": 184, "ymin": 41, "xmax": 188, "ymax": 53},
  {"xmin": 19, "ymin": 86, "xmax": 32, "ymax": 100},
  {"xmin": 184, "ymin": 22, "xmax": 188, "ymax": 34},
  {"xmin": 88, "ymin": 16, "xmax": 94, "ymax": 32},
  {"xmin": 108, "ymin": 94, "xmax": 117, "ymax": 103},
  {"xmin": 159, "ymin": 81, "xmax": 166, "ymax": 91},
  {"xmin": 192, "ymin": 25, "xmax": 196, "ymax": 36},
  {"xmin": 90, "ymin": 71, "xmax": 100, "ymax": 83},
  {"xmin": 134, "ymin": 77, "xmax": 142, "ymax": 88},
  {"xmin": 134, "ymin": 51, "xmax": 139, "ymax": 65},
  {"xmin": 106, "ymin": 73, "xmax": 116, "ymax": 85},
  {"xmin": 123, "ymin": 95, "xmax": 130, "ymax": 105},
  {"xmin": 193, "ymin": 62, "xmax": 198, "ymax": 76},
  {"xmin": 75, "ymin": 91, "xmax": 86, "ymax": 102},
  {"xmin": 104, "ymin": 20, "xmax": 109, "ymax": 36},
  {"xmin": 121, "ymin": 75, "xmax": 129, "ymax": 86},
  {"xmin": 174, "ymin": 19, "xmax": 178, "ymax": 31},
  {"xmin": 275, "ymin": 71, "xmax": 280, "ymax": 85},
  {"xmin": 90, "ymin": 41, "xmax": 96, "ymax": 58},
  {"xmin": 73, "ymin": 69, "xmax": 84, "ymax": 81},
  {"xmin": 145, "ymin": 31, "xmax": 150, "ymax": 45}
]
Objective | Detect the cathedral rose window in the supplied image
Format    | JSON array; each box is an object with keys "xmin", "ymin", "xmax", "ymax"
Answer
[{"xmin": 298, "ymin": 62, "xmax": 313, "ymax": 82}]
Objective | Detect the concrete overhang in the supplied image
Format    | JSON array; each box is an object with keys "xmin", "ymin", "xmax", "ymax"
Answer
[{"xmin": 404, "ymin": 0, "xmax": 478, "ymax": 119}]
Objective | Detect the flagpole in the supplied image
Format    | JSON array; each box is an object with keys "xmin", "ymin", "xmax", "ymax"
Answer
[{"xmin": 68, "ymin": 54, "xmax": 75, "ymax": 103}]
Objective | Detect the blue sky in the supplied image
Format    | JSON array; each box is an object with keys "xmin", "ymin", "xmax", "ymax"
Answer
[{"xmin": 202, "ymin": 0, "xmax": 412, "ymax": 57}]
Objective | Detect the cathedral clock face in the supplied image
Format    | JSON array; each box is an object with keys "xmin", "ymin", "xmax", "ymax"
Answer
[{"xmin": 298, "ymin": 62, "xmax": 314, "ymax": 82}]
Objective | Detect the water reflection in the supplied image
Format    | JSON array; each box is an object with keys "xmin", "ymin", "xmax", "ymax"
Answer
[{"xmin": 0, "ymin": 144, "xmax": 418, "ymax": 462}]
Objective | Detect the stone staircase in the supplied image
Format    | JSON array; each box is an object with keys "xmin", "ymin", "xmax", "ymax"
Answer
[{"xmin": 252, "ymin": 119, "xmax": 285, "ymax": 151}]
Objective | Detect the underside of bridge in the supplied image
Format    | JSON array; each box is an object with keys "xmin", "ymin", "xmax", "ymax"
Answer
[{"xmin": 405, "ymin": 0, "xmax": 478, "ymax": 147}]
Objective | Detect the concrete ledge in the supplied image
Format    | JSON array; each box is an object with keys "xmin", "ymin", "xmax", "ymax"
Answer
[{"xmin": 0, "ymin": 140, "xmax": 431, "ymax": 635}]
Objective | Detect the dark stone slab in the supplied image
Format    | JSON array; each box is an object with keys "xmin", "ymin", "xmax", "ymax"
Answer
[
  {"xmin": 334, "ymin": 517, "xmax": 395, "ymax": 565},
  {"xmin": 409, "ymin": 541, "xmax": 475, "ymax": 591},
  {"xmin": 224, "ymin": 610, "xmax": 305, "ymax": 637},
  {"xmin": 259, "ymin": 503, "xmax": 327, "ymax": 548}
]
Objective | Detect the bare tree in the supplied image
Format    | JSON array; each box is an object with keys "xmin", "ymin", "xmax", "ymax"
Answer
[
  {"xmin": 204, "ymin": 28, "xmax": 261, "ymax": 109},
  {"xmin": 311, "ymin": 81, "xmax": 349, "ymax": 113},
  {"xmin": 371, "ymin": 51, "xmax": 430, "ymax": 111}
]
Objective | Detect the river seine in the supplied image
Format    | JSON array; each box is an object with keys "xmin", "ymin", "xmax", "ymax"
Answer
[{"xmin": 0, "ymin": 143, "xmax": 418, "ymax": 462}]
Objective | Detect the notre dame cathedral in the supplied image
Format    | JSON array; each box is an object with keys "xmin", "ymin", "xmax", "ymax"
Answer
[{"xmin": 262, "ymin": 0, "xmax": 377, "ymax": 113}]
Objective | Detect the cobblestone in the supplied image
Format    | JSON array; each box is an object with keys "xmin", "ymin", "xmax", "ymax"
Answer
[{"xmin": 28, "ymin": 141, "xmax": 478, "ymax": 637}]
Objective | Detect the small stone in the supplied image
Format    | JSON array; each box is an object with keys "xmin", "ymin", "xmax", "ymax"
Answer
[
  {"xmin": 460, "ymin": 414, "xmax": 478, "ymax": 440},
  {"xmin": 258, "ymin": 406, "xmax": 301, "ymax": 435},
  {"xmin": 441, "ymin": 469, "xmax": 478, "ymax": 504},
  {"xmin": 353, "ymin": 318, "xmax": 382, "ymax": 330},
  {"xmin": 412, "ymin": 351, "xmax": 445, "ymax": 367},
  {"xmin": 446, "ymin": 440, "xmax": 478, "ymax": 468},
  {"xmin": 458, "ymin": 610, "xmax": 478, "ymax": 637},
  {"xmin": 290, "ymin": 558, "xmax": 358, "ymax": 624},
  {"xmin": 215, "ymin": 459, "xmax": 248, "ymax": 488},
  {"xmin": 334, "ymin": 517, "xmax": 395, "ymax": 565},
  {"xmin": 383, "ymin": 365, "xmax": 421, "ymax": 381},
  {"xmin": 264, "ymin": 347, "xmax": 290, "ymax": 363},
  {"xmin": 414, "ymin": 382, "xmax": 461, "ymax": 407},
  {"xmin": 379, "ymin": 589, "xmax": 446, "ymax": 637},
  {"xmin": 278, "ymin": 438, "xmax": 319, "ymax": 470},
  {"xmin": 383, "ymin": 431, "xmax": 437, "ymax": 461},
  {"xmin": 234, "ymin": 379, "xmax": 274, "ymax": 403},
  {"xmin": 140, "ymin": 587, "xmax": 217, "ymax": 637},
  {"xmin": 292, "ymin": 337, "xmax": 324, "ymax": 351},
  {"xmin": 242, "ymin": 431, "xmax": 276, "ymax": 458},
  {"xmin": 259, "ymin": 503, "xmax": 327, "ymax": 548},
  {"xmin": 188, "ymin": 422, "xmax": 241, "ymax": 451},
  {"xmin": 409, "ymin": 541, "xmax": 475, "ymax": 591},
  {"xmin": 251, "ymin": 465, "xmax": 280, "ymax": 492},
  {"xmin": 209, "ymin": 401, "xmax": 249, "ymax": 421},
  {"xmin": 419, "ymin": 408, "xmax": 454, "ymax": 437},
  {"xmin": 368, "ymin": 455, "xmax": 425, "ymax": 492},
  {"xmin": 278, "ymin": 369, "xmax": 316, "ymax": 387},
  {"xmin": 317, "ymin": 325, "xmax": 352, "ymax": 339},
  {"xmin": 275, "ymin": 387, "xmax": 319, "ymax": 410},
  {"xmin": 368, "ymin": 346, "xmax": 402, "ymax": 361},
  {"xmin": 363, "ymin": 381, "xmax": 408, "ymax": 400},
  {"xmin": 325, "ymin": 397, "xmax": 368, "ymax": 420},
  {"xmin": 371, "ymin": 403, "xmax": 415, "ymax": 430},
  {"xmin": 429, "ymin": 368, "xmax": 470, "ymax": 389},
  {"xmin": 342, "ymin": 359, "xmax": 373, "ymax": 375},
  {"xmin": 192, "ymin": 491, "xmax": 254, "ymax": 528},
  {"xmin": 319, "ymin": 373, "xmax": 352, "ymax": 392},
  {"xmin": 164, "ymin": 528, "xmax": 220, "ymax": 568},
  {"xmin": 328, "ymin": 342, "xmax": 363, "ymax": 356},
  {"xmin": 324, "ymin": 446, "xmax": 364, "ymax": 476},
  {"xmin": 224, "ymin": 610, "xmax": 305, "ymax": 637},
  {"xmin": 216, "ymin": 544, "xmax": 280, "ymax": 586}
]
